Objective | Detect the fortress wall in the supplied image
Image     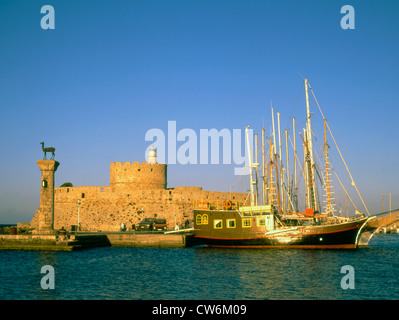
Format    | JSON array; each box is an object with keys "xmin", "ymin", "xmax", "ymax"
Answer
[
  {"xmin": 56, "ymin": 186, "xmax": 112, "ymax": 200},
  {"xmin": 172, "ymin": 186, "xmax": 203, "ymax": 193},
  {"xmin": 30, "ymin": 161, "xmax": 248, "ymax": 232},
  {"xmin": 48, "ymin": 187, "xmax": 247, "ymax": 232}
]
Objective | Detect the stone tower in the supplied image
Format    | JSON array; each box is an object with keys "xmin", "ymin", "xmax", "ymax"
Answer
[
  {"xmin": 110, "ymin": 162, "xmax": 167, "ymax": 190},
  {"xmin": 110, "ymin": 148, "xmax": 167, "ymax": 190},
  {"xmin": 36, "ymin": 159, "xmax": 60, "ymax": 233}
]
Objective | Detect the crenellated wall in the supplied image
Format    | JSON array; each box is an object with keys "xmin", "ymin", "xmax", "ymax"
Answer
[{"xmin": 110, "ymin": 161, "xmax": 167, "ymax": 190}]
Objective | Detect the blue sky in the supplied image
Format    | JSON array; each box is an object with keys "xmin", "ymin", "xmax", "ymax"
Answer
[{"xmin": 0, "ymin": 0, "xmax": 398, "ymax": 223}]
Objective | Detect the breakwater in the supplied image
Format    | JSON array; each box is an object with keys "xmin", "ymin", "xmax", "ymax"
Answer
[
  {"xmin": 0, "ymin": 231, "xmax": 194, "ymax": 251},
  {"xmin": 105, "ymin": 232, "xmax": 193, "ymax": 247}
]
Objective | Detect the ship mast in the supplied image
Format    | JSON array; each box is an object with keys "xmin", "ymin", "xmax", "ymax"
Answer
[
  {"xmin": 323, "ymin": 118, "xmax": 335, "ymax": 215},
  {"xmin": 245, "ymin": 126, "xmax": 258, "ymax": 206},
  {"xmin": 271, "ymin": 107, "xmax": 277, "ymax": 155},
  {"xmin": 292, "ymin": 117, "xmax": 298, "ymax": 211},
  {"xmin": 268, "ymin": 137, "xmax": 276, "ymax": 208},
  {"xmin": 277, "ymin": 112, "xmax": 284, "ymax": 212},
  {"xmin": 262, "ymin": 128, "xmax": 268, "ymax": 205},
  {"xmin": 254, "ymin": 133, "xmax": 259, "ymax": 204},
  {"xmin": 304, "ymin": 78, "xmax": 318, "ymax": 211},
  {"xmin": 270, "ymin": 108, "xmax": 278, "ymax": 210},
  {"xmin": 285, "ymin": 129, "xmax": 291, "ymax": 212},
  {"xmin": 301, "ymin": 129, "xmax": 312, "ymax": 209}
]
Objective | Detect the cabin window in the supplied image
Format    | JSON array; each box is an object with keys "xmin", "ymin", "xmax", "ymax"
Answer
[
  {"xmin": 242, "ymin": 218, "xmax": 252, "ymax": 228},
  {"xmin": 227, "ymin": 219, "xmax": 236, "ymax": 228},
  {"xmin": 196, "ymin": 214, "xmax": 202, "ymax": 225},
  {"xmin": 257, "ymin": 217, "xmax": 266, "ymax": 227},
  {"xmin": 214, "ymin": 219, "xmax": 223, "ymax": 229},
  {"xmin": 202, "ymin": 214, "xmax": 208, "ymax": 225}
]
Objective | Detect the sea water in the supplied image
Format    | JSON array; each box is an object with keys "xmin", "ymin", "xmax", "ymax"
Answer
[{"xmin": 0, "ymin": 234, "xmax": 398, "ymax": 300}]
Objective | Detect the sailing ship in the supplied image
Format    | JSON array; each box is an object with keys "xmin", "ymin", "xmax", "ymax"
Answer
[{"xmin": 192, "ymin": 78, "xmax": 398, "ymax": 249}]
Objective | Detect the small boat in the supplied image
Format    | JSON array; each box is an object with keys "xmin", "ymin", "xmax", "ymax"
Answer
[{"xmin": 193, "ymin": 78, "xmax": 396, "ymax": 249}]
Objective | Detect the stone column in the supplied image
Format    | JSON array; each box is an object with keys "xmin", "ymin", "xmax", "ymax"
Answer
[{"xmin": 37, "ymin": 160, "xmax": 60, "ymax": 233}]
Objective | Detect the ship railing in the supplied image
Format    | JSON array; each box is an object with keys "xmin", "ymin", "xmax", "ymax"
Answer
[
  {"xmin": 193, "ymin": 200, "xmax": 274, "ymax": 217},
  {"xmin": 238, "ymin": 205, "xmax": 273, "ymax": 217},
  {"xmin": 193, "ymin": 199, "xmax": 242, "ymax": 211}
]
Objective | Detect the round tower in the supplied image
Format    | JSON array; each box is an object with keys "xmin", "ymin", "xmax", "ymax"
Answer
[{"xmin": 110, "ymin": 149, "xmax": 167, "ymax": 190}]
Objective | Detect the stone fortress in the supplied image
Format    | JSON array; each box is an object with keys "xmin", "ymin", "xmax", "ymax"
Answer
[{"xmin": 30, "ymin": 148, "xmax": 248, "ymax": 231}]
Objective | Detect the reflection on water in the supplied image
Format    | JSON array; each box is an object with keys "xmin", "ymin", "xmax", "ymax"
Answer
[{"xmin": 0, "ymin": 234, "xmax": 398, "ymax": 300}]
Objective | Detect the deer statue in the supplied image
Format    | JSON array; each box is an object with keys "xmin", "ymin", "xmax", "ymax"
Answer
[{"xmin": 40, "ymin": 142, "xmax": 56, "ymax": 160}]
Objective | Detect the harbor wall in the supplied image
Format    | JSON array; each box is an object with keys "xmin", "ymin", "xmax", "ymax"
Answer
[
  {"xmin": 0, "ymin": 232, "xmax": 193, "ymax": 250},
  {"xmin": 0, "ymin": 234, "xmax": 111, "ymax": 251},
  {"xmin": 106, "ymin": 233, "xmax": 191, "ymax": 248}
]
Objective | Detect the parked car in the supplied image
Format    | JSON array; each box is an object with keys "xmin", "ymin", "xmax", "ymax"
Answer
[
  {"xmin": 135, "ymin": 218, "xmax": 167, "ymax": 231},
  {"xmin": 136, "ymin": 218, "xmax": 156, "ymax": 231},
  {"xmin": 153, "ymin": 219, "xmax": 167, "ymax": 231}
]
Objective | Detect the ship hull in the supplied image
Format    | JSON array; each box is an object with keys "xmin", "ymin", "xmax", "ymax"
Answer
[
  {"xmin": 194, "ymin": 230, "xmax": 359, "ymax": 249},
  {"xmin": 193, "ymin": 209, "xmax": 368, "ymax": 249}
]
